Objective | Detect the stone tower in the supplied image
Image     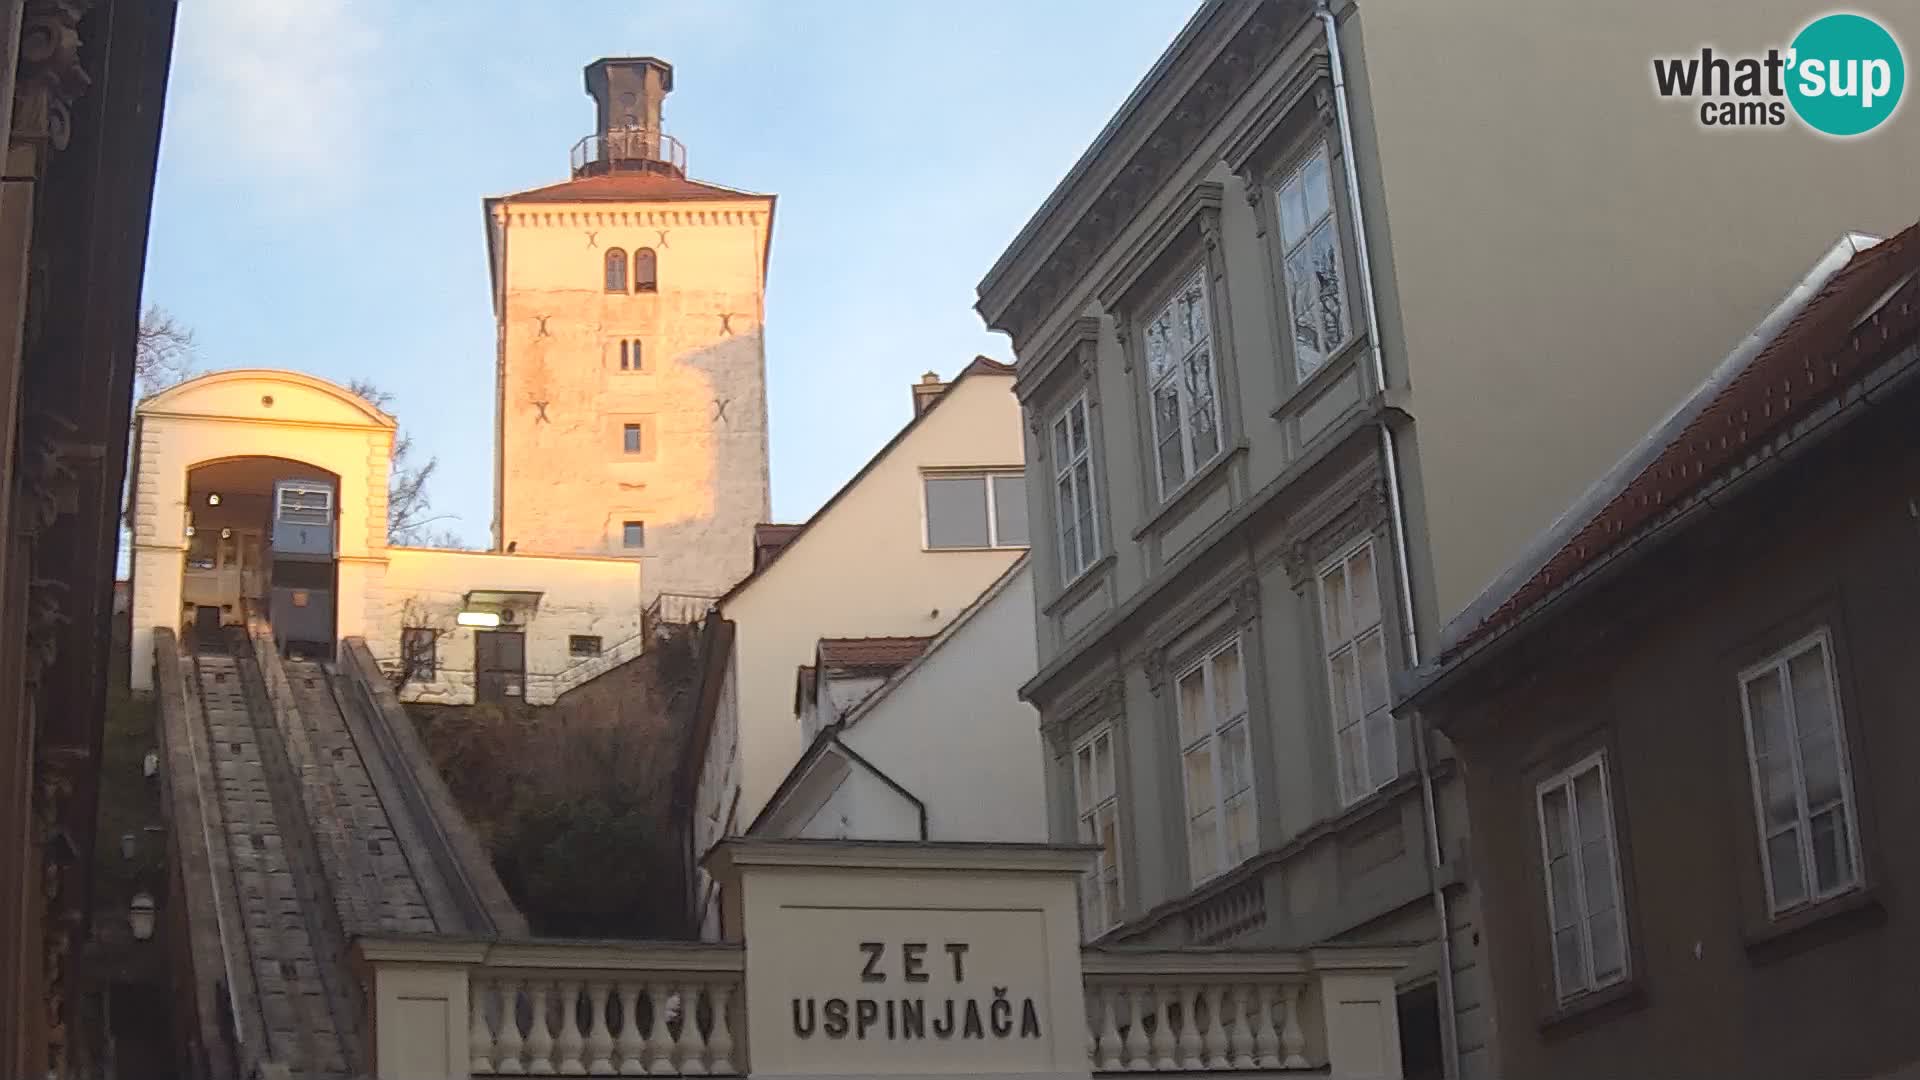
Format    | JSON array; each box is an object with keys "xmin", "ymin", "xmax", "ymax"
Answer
[{"xmin": 484, "ymin": 57, "xmax": 773, "ymax": 601}]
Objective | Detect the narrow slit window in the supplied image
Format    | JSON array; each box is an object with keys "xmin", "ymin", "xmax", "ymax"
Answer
[
  {"xmin": 604, "ymin": 248, "xmax": 628, "ymax": 293},
  {"xmin": 620, "ymin": 338, "xmax": 643, "ymax": 371}
]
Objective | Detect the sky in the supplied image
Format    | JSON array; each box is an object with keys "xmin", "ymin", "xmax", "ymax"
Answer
[{"xmin": 143, "ymin": 1, "xmax": 1199, "ymax": 546}]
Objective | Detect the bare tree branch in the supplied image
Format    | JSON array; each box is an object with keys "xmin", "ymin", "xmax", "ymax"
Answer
[
  {"xmin": 347, "ymin": 377, "xmax": 455, "ymax": 547},
  {"xmin": 134, "ymin": 306, "xmax": 196, "ymax": 398},
  {"xmin": 391, "ymin": 596, "xmax": 457, "ymax": 692}
]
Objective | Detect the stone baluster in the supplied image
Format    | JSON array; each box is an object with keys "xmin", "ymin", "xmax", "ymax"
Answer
[
  {"xmin": 1149, "ymin": 986, "xmax": 1177, "ymax": 1071},
  {"xmin": 646, "ymin": 984, "xmax": 675, "ymax": 1074},
  {"xmin": 1279, "ymin": 984, "xmax": 1308, "ymax": 1068},
  {"xmin": 614, "ymin": 981, "xmax": 646, "ymax": 1075},
  {"xmin": 1203, "ymin": 984, "xmax": 1229, "ymax": 1068},
  {"xmin": 471, "ymin": 980, "xmax": 497, "ymax": 1074},
  {"xmin": 1177, "ymin": 985, "xmax": 1203, "ymax": 1070},
  {"xmin": 557, "ymin": 979, "xmax": 586, "ymax": 1074},
  {"xmin": 585, "ymin": 981, "xmax": 615, "ymax": 1075},
  {"xmin": 527, "ymin": 981, "xmax": 556, "ymax": 1074},
  {"xmin": 1122, "ymin": 985, "xmax": 1150, "ymax": 1071},
  {"xmin": 678, "ymin": 983, "xmax": 710, "ymax": 1075},
  {"xmin": 1251, "ymin": 983, "xmax": 1280, "ymax": 1069},
  {"xmin": 708, "ymin": 983, "xmax": 736, "ymax": 1075},
  {"xmin": 1096, "ymin": 985, "xmax": 1122, "ymax": 1071},
  {"xmin": 1228, "ymin": 984, "xmax": 1255, "ymax": 1069},
  {"xmin": 497, "ymin": 978, "xmax": 528, "ymax": 1075},
  {"xmin": 1085, "ymin": 998, "xmax": 1097, "ymax": 1070}
]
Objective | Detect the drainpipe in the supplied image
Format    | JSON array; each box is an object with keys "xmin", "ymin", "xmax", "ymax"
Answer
[{"xmin": 1317, "ymin": 4, "xmax": 1462, "ymax": 1078}]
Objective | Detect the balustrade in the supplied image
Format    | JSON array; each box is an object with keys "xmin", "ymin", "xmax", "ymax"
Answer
[
  {"xmin": 1081, "ymin": 951, "xmax": 1315, "ymax": 1073},
  {"xmin": 468, "ymin": 973, "xmax": 738, "ymax": 1076},
  {"xmin": 358, "ymin": 938, "xmax": 1407, "ymax": 1080}
]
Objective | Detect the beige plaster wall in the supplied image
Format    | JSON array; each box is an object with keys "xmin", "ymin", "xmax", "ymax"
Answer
[
  {"xmin": 719, "ymin": 373, "xmax": 1028, "ymax": 834},
  {"xmin": 493, "ymin": 196, "xmax": 773, "ymax": 602},
  {"xmin": 128, "ymin": 370, "xmax": 394, "ymax": 690},
  {"xmin": 1344, "ymin": 0, "xmax": 1920, "ymax": 625},
  {"xmin": 375, "ymin": 546, "xmax": 645, "ymax": 706}
]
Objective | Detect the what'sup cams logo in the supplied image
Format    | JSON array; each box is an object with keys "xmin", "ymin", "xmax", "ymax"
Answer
[{"xmin": 1653, "ymin": 12, "xmax": 1905, "ymax": 136}]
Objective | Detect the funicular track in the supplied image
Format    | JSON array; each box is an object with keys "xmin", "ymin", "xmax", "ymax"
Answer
[
  {"xmin": 161, "ymin": 613, "xmax": 525, "ymax": 1080},
  {"xmin": 186, "ymin": 627, "xmax": 356, "ymax": 1079}
]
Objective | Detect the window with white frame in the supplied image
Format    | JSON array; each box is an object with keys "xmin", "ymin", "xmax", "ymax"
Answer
[
  {"xmin": 1319, "ymin": 539, "xmax": 1394, "ymax": 805},
  {"xmin": 923, "ymin": 471, "xmax": 1028, "ymax": 549},
  {"xmin": 1738, "ymin": 629, "xmax": 1862, "ymax": 915},
  {"xmin": 1143, "ymin": 268, "xmax": 1223, "ymax": 499},
  {"xmin": 1274, "ymin": 144, "xmax": 1351, "ymax": 380},
  {"xmin": 1536, "ymin": 752, "xmax": 1628, "ymax": 1003},
  {"xmin": 1052, "ymin": 394, "xmax": 1100, "ymax": 581},
  {"xmin": 1072, "ymin": 726, "xmax": 1124, "ymax": 937},
  {"xmin": 1174, "ymin": 637, "xmax": 1255, "ymax": 884}
]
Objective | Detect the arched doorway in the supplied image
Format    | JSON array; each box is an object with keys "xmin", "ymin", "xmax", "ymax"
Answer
[{"xmin": 183, "ymin": 456, "xmax": 340, "ymax": 657}]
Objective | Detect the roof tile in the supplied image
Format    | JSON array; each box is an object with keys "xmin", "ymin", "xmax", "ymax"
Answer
[
  {"xmin": 1447, "ymin": 221, "xmax": 1920, "ymax": 659},
  {"xmin": 496, "ymin": 171, "xmax": 765, "ymax": 204},
  {"xmin": 816, "ymin": 636, "xmax": 933, "ymax": 671}
]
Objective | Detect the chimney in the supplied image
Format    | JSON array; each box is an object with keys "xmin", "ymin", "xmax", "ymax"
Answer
[
  {"xmin": 911, "ymin": 371, "xmax": 947, "ymax": 416},
  {"xmin": 580, "ymin": 57, "xmax": 680, "ymax": 176}
]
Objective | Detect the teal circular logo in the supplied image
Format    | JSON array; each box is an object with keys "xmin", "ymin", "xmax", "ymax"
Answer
[{"xmin": 1787, "ymin": 13, "xmax": 1905, "ymax": 136}]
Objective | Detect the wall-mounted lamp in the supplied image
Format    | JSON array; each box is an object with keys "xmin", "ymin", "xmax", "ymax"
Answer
[
  {"xmin": 129, "ymin": 893, "xmax": 156, "ymax": 942},
  {"xmin": 120, "ymin": 832, "xmax": 137, "ymax": 861},
  {"xmin": 456, "ymin": 611, "xmax": 501, "ymax": 628},
  {"xmin": 206, "ymin": 493, "xmax": 221, "ymax": 506},
  {"xmin": 184, "ymin": 525, "xmax": 195, "ymax": 538},
  {"xmin": 142, "ymin": 750, "xmax": 159, "ymax": 779}
]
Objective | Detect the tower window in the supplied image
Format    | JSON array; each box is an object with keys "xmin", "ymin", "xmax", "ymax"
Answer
[
  {"xmin": 620, "ymin": 338, "xmax": 643, "ymax": 371},
  {"xmin": 623, "ymin": 424, "xmax": 643, "ymax": 454},
  {"xmin": 622, "ymin": 521, "xmax": 646, "ymax": 549},
  {"xmin": 634, "ymin": 248, "xmax": 658, "ymax": 293},
  {"xmin": 604, "ymin": 248, "xmax": 628, "ymax": 292}
]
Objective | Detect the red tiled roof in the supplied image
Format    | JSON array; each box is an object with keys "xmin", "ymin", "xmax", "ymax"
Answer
[
  {"xmin": 961, "ymin": 356, "xmax": 1015, "ymax": 376},
  {"xmin": 1447, "ymin": 222, "xmax": 1920, "ymax": 660},
  {"xmin": 817, "ymin": 636, "xmax": 933, "ymax": 671},
  {"xmin": 495, "ymin": 171, "xmax": 766, "ymax": 204}
]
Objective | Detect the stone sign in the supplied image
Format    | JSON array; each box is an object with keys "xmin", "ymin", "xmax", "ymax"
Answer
[{"xmin": 708, "ymin": 839, "xmax": 1096, "ymax": 1079}]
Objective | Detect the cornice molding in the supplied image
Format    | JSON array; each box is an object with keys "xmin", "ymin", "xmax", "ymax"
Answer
[
  {"xmin": 1044, "ymin": 674, "xmax": 1126, "ymax": 743},
  {"xmin": 1220, "ymin": 53, "xmax": 1332, "ymax": 175},
  {"xmin": 1014, "ymin": 314, "xmax": 1105, "ymax": 405},
  {"xmin": 14, "ymin": 0, "xmax": 94, "ymax": 152},
  {"xmin": 499, "ymin": 208, "xmax": 763, "ymax": 229},
  {"xmin": 1095, "ymin": 180, "xmax": 1225, "ymax": 315},
  {"xmin": 987, "ymin": 0, "xmax": 1306, "ymax": 350},
  {"xmin": 1279, "ymin": 465, "xmax": 1390, "ymax": 585}
]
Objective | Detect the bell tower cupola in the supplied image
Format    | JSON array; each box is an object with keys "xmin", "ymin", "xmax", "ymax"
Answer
[{"xmin": 574, "ymin": 57, "xmax": 684, "ymax": 178}]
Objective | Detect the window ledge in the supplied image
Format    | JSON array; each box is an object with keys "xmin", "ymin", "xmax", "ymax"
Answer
[
  {"xmin": 1537, "ymin": 978, "xmax": 1646, "ymax": 1039},
  {"xmin": 1743, "ymin": 883, "xmax": 1883, "ymax": 964},
  {"xmin": 1131, "ymin": 442, "xmax": 1247, "ymax": 543},
  {"xmin": 923, "ymin": 545, "xmax": 1030, "ymax": 554},
  {"xmin": 1270, "ymin": 334, "xmax": 1370, "ymax": 422},
  {"xmin": 1043, "ymin": 553, "xmax": 1116, "ymax": 617}
]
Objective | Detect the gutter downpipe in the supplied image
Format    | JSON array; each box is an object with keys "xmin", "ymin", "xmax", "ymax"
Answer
[{"xmin": 1318, "ymin": 5, "xmax": 1462, "ymax": 1078}]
